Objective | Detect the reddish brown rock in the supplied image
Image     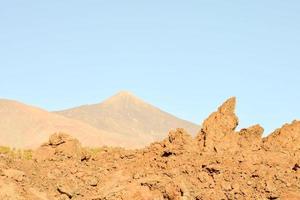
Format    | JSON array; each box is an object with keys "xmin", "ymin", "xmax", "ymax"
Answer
[
  {"xmin": 1, "ymin": 97, "xmax": 300, "ymax": 199},
  {"xmin": 33, "ymin": 132, "xmax": 88, "ymax": 161},
  {"xmin": 238, "ymin": 124, "xmax": 264, "ymax": 150},
  {"xmin": 197, "ymin": 97, "xmax": 239, "ymax": 152},
  {"xmin": 263, "ymin": 120, "xmax": 300, "ymax": 153},
  {"xmin": 160, "ymin": 128, "xmax": 196, "ymax": 155}
]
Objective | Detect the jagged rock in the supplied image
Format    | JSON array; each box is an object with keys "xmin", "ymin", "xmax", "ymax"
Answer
[
  {"xmin": 238, "ymin": 124, "xmax": 264, "ymax": 150},
  {"xmin": 196, "ymin": 97, "xmax": 239, "ymax": 152},
  {"xmin": 161, "ymin": 128, "xmax": 196, "ymax": 155},
  {"xmin": 55, "ymin": 138, "xmax": 82, "ymax": 159},
  {"xmin": 49, "ymin": 133, "xmax": 69, "ymax": 146},
  {"xmin": 263, "ymin": 120, "xmax": 300, "ymax": 153},
  {"xmin": 1, "ymin": 97, "xmax": 300, "ymax": 199},
  {"xmin": 33, "ymin": 133, "xmax": 88, "ymax": 161},
  {"xmin": 196, "ymin": 98, "xmax": 264, "ymax": 153}
]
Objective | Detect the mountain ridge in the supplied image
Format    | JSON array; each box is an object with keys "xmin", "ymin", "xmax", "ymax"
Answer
[
  {"xmin": 0, "ymin": 92, "xmax": 200, "ymax": 148},
  {"xmin": 0, "ymin": 99, "xmax": 130, "ymax": 148},
  {"xmin": 55, "ymin": 91, "xmax": 200, "ymax": 141}
]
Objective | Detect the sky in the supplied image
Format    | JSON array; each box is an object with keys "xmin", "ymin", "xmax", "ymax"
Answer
[{"xmin": 0, "ymin": 1, "xmax": 300, "ymax": 135}]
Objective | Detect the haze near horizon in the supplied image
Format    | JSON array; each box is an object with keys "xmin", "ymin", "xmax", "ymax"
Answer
[{"xmin": 1, "ymin": 1, "xmax": 300, "ymax": 134}]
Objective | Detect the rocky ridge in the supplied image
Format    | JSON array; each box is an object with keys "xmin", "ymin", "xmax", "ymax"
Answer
[{"xmin": 0, "ymin": 97, "xmax": 299, "ymax": 199}]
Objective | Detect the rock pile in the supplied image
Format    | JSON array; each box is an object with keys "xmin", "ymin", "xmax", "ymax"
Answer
[
  {"xmin": 0, "ymin": 97, "xmax": 299, "ymax": 199},
  {"xmin": 33, "ymin": 133, "xmax": 90, "ymax": 162}
]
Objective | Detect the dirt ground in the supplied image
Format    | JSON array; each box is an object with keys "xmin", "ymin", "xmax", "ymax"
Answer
[{"xmin": 0, "ymin": 97, "xmax": 299, "ymax": 200}]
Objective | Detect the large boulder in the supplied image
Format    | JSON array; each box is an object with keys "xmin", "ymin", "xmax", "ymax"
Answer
[
  {"xmin": 162, "ymin": 128, "xmax": 196, "ymax": 155},
  {"xmin": 33, "ymin": 133, "xmax": 89, "ymax": 161},
  {"xmin": 196, "ymin": 97, "xmax": 239, "ymax": 152},
  {"xmin": 196, "ymin": 98, "xmax": 264, "ymax": 153}
]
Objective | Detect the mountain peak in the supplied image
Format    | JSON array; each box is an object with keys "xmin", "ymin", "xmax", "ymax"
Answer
[
  {"xmin": 102, "ymin": 91, "xmax": 144, "ymax": 106},
  {"xmin": 56, "ymin": 91, "xmax": 200, "ymax": 144},
  {"xmin": 114, "ymin": 91, "xmax": 136, "ymax": 98}
]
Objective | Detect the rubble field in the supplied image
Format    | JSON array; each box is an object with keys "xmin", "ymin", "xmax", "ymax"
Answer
[{"xmin": 0, "ymin": 98, "xmax": 299, "ymax": 200}]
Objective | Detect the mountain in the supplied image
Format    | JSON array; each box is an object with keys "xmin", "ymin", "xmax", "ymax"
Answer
[
  {"xmin": 0, "ymin": 92, "xmax": 200, "ymax": 149},
  {"xmin": 55, "ymin": 91, "xmax": 200, "ymax": 144},
  {"xmin": 0, "ymin": 99, "xmax": 128, "ymax": 148}
]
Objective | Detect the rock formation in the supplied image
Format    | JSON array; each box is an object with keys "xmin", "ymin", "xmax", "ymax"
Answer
[
  {"xmin": 33, "ymin": 133, "xmax": 90, "ymax": 162},
  {"xmin": 0, "ymin": 97, "xmax": 299, "ymax": 199}
]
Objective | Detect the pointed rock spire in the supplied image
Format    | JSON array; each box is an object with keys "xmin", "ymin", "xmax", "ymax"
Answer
[
  {"xmin": 101, "ymin": 91, "xmax": 147, "ymax": 107},
  {"xmin": 197, "ymin": 97, "xmax": 239, "ymax": 151}
]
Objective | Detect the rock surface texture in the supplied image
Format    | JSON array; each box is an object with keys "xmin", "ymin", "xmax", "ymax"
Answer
[{"xmin": 0, "ymin": 97, "xmax": 299, "ymax": 199}]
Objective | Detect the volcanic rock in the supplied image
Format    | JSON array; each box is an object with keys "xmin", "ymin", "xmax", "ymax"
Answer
[
  {"xmin": 263, "ymin": 120, "xmax": 300, "ymax": 153},
  {"xmin": 197, "ymin": 97, "xmax": 239, "ymax": 152},
  {"xmin": 33, "ymin": 132, "xmax": 87, "ymax": 161},
  {"xmin": 0, "ymin": 97, "xmax": 300, "ymax": 199},
  {"xmin": 237, "ymin": 124, "xmax": 264, "ymax": 150}
]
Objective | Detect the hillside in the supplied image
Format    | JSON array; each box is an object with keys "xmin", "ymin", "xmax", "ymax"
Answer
[
  {"xmin": 56, "ymin": 91, "xmax": 200, "ymax": 142},
  {"xmin": 0, "ymin": 99, "xmax": 127, "ymax": 148}
]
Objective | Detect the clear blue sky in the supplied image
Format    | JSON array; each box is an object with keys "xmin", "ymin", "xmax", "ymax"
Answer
[{"xmin": 0, "ymin": 1, "xmax": 300, "ymax": 135}]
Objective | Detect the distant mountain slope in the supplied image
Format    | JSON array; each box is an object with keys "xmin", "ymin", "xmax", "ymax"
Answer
[
  {"xmin": 55, "ymin": 91, "xmax": 200, "ymax": 142},
  {"xmin": 0, "ymin": 99, "xmax": 129, "ymax": 148}
]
